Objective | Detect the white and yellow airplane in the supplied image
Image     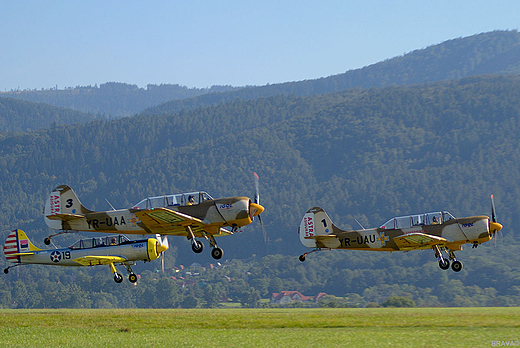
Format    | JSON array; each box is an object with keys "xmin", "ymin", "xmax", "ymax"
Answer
[
  {"xmin": 3, "ymin": 229, "xmax": 168, "ymax": 283},
  {"xmin": 298, "ymin": 196, "xmax": 503, "ymax": 272},
  {"xmin": 43, "ymin": 174, "xmax": 264, "ymax": 260}
]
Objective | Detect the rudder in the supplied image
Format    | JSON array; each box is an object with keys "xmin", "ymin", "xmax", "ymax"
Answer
[
  {"xmin": 298, "ymin": 207, "xmax": 335, "ymax": 248},
  {"xmin": 3, "ymin": 229, "xmax": 42, "ymax": 263},
  {"xmin": 44, "ymin": 185, "xmax": 92, "ymax": 229}
]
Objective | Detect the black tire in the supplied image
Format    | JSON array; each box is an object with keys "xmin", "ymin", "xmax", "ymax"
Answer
[
  {"xmin": 128, "ymin": 273, "xmax": 138, "ymax": 283},
  {"xmin": 44, "ymin": 238, "xmax": 51, "ymax": 245},
  {"xmin": 192, "ymin": 241, "xmax": 204, "ymax": 253},
  {"xmin": 299, "ymin": 255, "xmax": 306, "ymax": 262},
  {"xmin": 211, "ymin": 247, "xmax": 223, "ymax": 260},
  {"xmin": 451, "ymin": 260, "xmax": 463, "ymax": 272},
  {"xmin": 438, "ymin": 259, "xmax": 450, "ymax": 270},
  {"xmin": 114, "ymin": 273, "xmax": 123, "ymax": 283},
  {"xmin": 4, "ymin": 268, "xmax": 9, "ymax": 274}
]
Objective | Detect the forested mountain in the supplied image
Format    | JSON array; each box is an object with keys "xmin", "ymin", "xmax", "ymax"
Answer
[
  {"xmin": 1, "ymin": 75, "xmax": 520, "ymax": 308},
  {"xmin": 2, "ymin": 30, "xmax": 519, "ymax": 122},
  {"xmin": 2, "ymin": 83, "xmax": 238, "ymax": 118},
  {"xmin": 144, "ymin": 30, "xmax": 520, "ymax": 115},
  {"xmin": 0, "ymin": 97, "xmax": 97, "ymax": 132}
]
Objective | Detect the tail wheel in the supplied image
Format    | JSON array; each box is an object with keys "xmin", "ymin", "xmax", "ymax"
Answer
[{"xmin": 299, "ymin": 255, "xmax": 306, "ymax": 262}]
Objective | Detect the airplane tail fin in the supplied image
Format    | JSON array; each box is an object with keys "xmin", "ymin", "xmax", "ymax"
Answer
[
  {"xmin": 298, "ymin": 207, "xmax": 335, "ymax": 248},
  {"xmin": 3, "ymin": 229, "xmax": 43, "ymax": 263},
  {"xmin": 44, "ymin": 185, "xmax": 92, "ymax": 230}
]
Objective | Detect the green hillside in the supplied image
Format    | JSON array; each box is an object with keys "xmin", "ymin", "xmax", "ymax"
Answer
[
  {"xmin": 1, "ymin": 82, "xmax": 239, "ymax": 118},
  {"xmin": 1, "ymin": 75, "xmax": 519, "ymax": 308},
  {"xmin": 144, "ymin": 30, "xmax": 520, "ymax": 115},
  {"xmin": 0, "ymin": 96, "xmax": 97, "ymax": 132}
]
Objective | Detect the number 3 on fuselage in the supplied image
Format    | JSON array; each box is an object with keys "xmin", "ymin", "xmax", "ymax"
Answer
[{"xmin": 298, "ymin": 197, "xmax": 502, "ymax": 272}]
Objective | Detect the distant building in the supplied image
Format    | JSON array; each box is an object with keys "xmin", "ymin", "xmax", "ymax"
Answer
[{"xmin": 270, "ymin": 291, "xmax": 328, "ymax": 304}]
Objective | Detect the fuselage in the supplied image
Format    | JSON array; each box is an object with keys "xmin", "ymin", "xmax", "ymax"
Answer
[
  {"xmin": 299, "ymin": 207, "xmax": 500, "ymax": 252},
  {"xmin": 46, "ymin": 196, "xmax": 260, "ymax": 235},
  {"xmin": 319, "ymin": 216, "xmax": 493, "ymax": 251},
  {"xmin": 11, "ymin": 238, "xmax": 159, "ymax": 266}
]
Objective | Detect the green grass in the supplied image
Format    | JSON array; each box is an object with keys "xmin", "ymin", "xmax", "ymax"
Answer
[{"xmin": 0, "ymin": 308, "xmax": 519, "ymax": 347}]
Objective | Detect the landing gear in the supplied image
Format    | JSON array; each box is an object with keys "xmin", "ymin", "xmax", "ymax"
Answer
[
  {"xmin": 191, "ymin": 240, "xmax": 204, "ymax": 253},
  {"xmin": 299, "ymin": 248, "xmax": 322, "ymax": 262},
  {"xmin": 110, "ymin": 262, "xmax": 138, "ymax": 283},
  {"xmin": 128, "ymin": 273, "xmax": 138, "ymax": 283},
  {"xmin": 185, "ymin": 226, "xmax": 225, "ymax": 260},
  {"xmin": 433, "ymin": 245, "xmax": 463, "ymax": 272},
  {"xmin": 44, "ymin": 230, "xmax": 76, "ymax": 246},
  {"xmin": 438, "ymin": 258, "xmax": 450, "ymax": 270},
  {"xmin": 451, "ymin": 260, "xmax": 463, "ymax": 272},
  {"xmin": 211, "ymin": 247, "xmax": 223, "ymax": 260}
]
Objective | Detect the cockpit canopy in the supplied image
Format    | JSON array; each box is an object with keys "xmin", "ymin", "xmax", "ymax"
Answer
[
  {"xmin": 69, "ymin": 235, "xmax": 130, "ymax": 249},
  {"xmin": 132, "ymin": 191, "xmax": 213, "ymax": 210},
  {"xmin": 380, "ymin": 211, "xmax": 455, "ymax": 229}
]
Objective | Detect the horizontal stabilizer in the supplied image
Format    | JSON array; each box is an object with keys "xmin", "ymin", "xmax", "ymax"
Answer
[
  {"xmin": 45, "ymin": 213, "xmax": 85, "ymax": 221},
  {"xmin": 394, "ymin": 232, "xmax": 447, "ymax": 250},
  {"xmin": 304, "ymin": 234, "xmax": 338, "ymax": 240}
]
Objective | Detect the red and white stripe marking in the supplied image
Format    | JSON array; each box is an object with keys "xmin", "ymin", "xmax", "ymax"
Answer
[{"xmin": 3, "ymin": 230, "xmax": 20, "ymax": 263}]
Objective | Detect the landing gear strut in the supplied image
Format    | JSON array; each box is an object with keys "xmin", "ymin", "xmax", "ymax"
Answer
[
  {"xmin": 433, "ymin": 245, "xmax": 463, "ymax": 272},
  {"xmin": 185, "ymin": 226, "xmax": 224, "ymax": 259},
  {"xmin": 299, "ymin": 248, "xmax": 322, "ymax": 262}
]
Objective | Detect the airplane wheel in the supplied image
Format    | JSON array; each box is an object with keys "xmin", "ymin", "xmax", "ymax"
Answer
[
  {"xmin": 44, "ymin": 238, "xmax": 51, "ymax": 245},
  {"xmin": 299, "ymin": 255, "xmax": 306, "ymax": 262},
  {"xmin": 114, "ymin": 273, "xmax": 123, "ymax": 283},
  {"xmin": 128, "ymin": 273, "xmax": 138, "ymax": 283},
  {"xmin": 192, "ymin": 241, "xmax": 204, "ymax": 254},
  {"xmin": 451, "ymin": 260, "xmax": 463, "ymax": 272},
  {"xmin": 211, "ymin": 247, "xmax": 223, "ymax": 260},
  {"xmin": 438, "ymin": 259, "xmax": 450, "ymax": 270},
  {"xmin": 4, "ymin": 268, "xmax": 9, "ymax": 274}
]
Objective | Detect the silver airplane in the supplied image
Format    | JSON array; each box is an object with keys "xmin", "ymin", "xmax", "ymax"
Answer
[{"xmin": 3, "ymin": 229, "xmax": 168, "ymax": 283}]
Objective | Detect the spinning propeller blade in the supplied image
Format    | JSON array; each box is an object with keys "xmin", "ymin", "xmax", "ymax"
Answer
[
  {"xmin": 489, "ymin": 195, "xmax": 503, "ymax": 248},
  {"xmin": 491, "ymin": 194, "xmax": 497, "ymax": 223},
  {"xmin": 252, "ymin": 172, "xmax": 266, "ymax": 243}
]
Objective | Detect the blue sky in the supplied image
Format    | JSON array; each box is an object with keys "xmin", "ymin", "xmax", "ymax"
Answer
[{"xmin": 1, "ymin": 1, "xmax": 519, "ymax": 91}]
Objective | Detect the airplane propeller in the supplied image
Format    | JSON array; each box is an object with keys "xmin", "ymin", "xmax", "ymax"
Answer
[
  {"xmin": 155, "ymin": 234, "xmax": 169, "ymax": 272},
  {"xmin": 489, "ymin": 194, "xmax": 503, "ymax": 247},
  {"xmin": 251, "ymin": 172, "xmax": 267, "ymax": 243}
]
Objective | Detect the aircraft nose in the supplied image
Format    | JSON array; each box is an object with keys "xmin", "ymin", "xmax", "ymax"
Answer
[
  {"xmin": 250, "ymin": 202, "xmax": 265, "ymax": 217},
  {"xmin": 489, "ymin": 221, "xmax": 503, "ymax": 234}
]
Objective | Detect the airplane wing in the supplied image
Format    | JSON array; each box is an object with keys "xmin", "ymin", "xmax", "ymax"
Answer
[
  {"xmin": 72, "ymin": 255, "xmax": 127, "ymax": 266},
  {"xmin": 133, "ymin": 208, "xmax": 233, "ymax": 237},
  {"xmin": 394, "ymin": 232, "xmax": 448, "ymax": 250}
]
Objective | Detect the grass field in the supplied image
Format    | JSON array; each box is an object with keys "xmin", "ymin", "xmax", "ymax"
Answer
[{"xmin": 0, "ymin": 307, "xmax": 519, "ymax": 347}]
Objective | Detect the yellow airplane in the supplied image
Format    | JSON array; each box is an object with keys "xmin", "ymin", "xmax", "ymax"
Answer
[
  {"xmin": 3, "ymin": 229, "xmax": 168, "ymax": 283},
  {"xmin": 298, "ymin": 196, "xmax": 503, "ymax": 272},
  {"xmin": 43, "ymin": 173, "xmax": 264, "ymax": 260}
]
